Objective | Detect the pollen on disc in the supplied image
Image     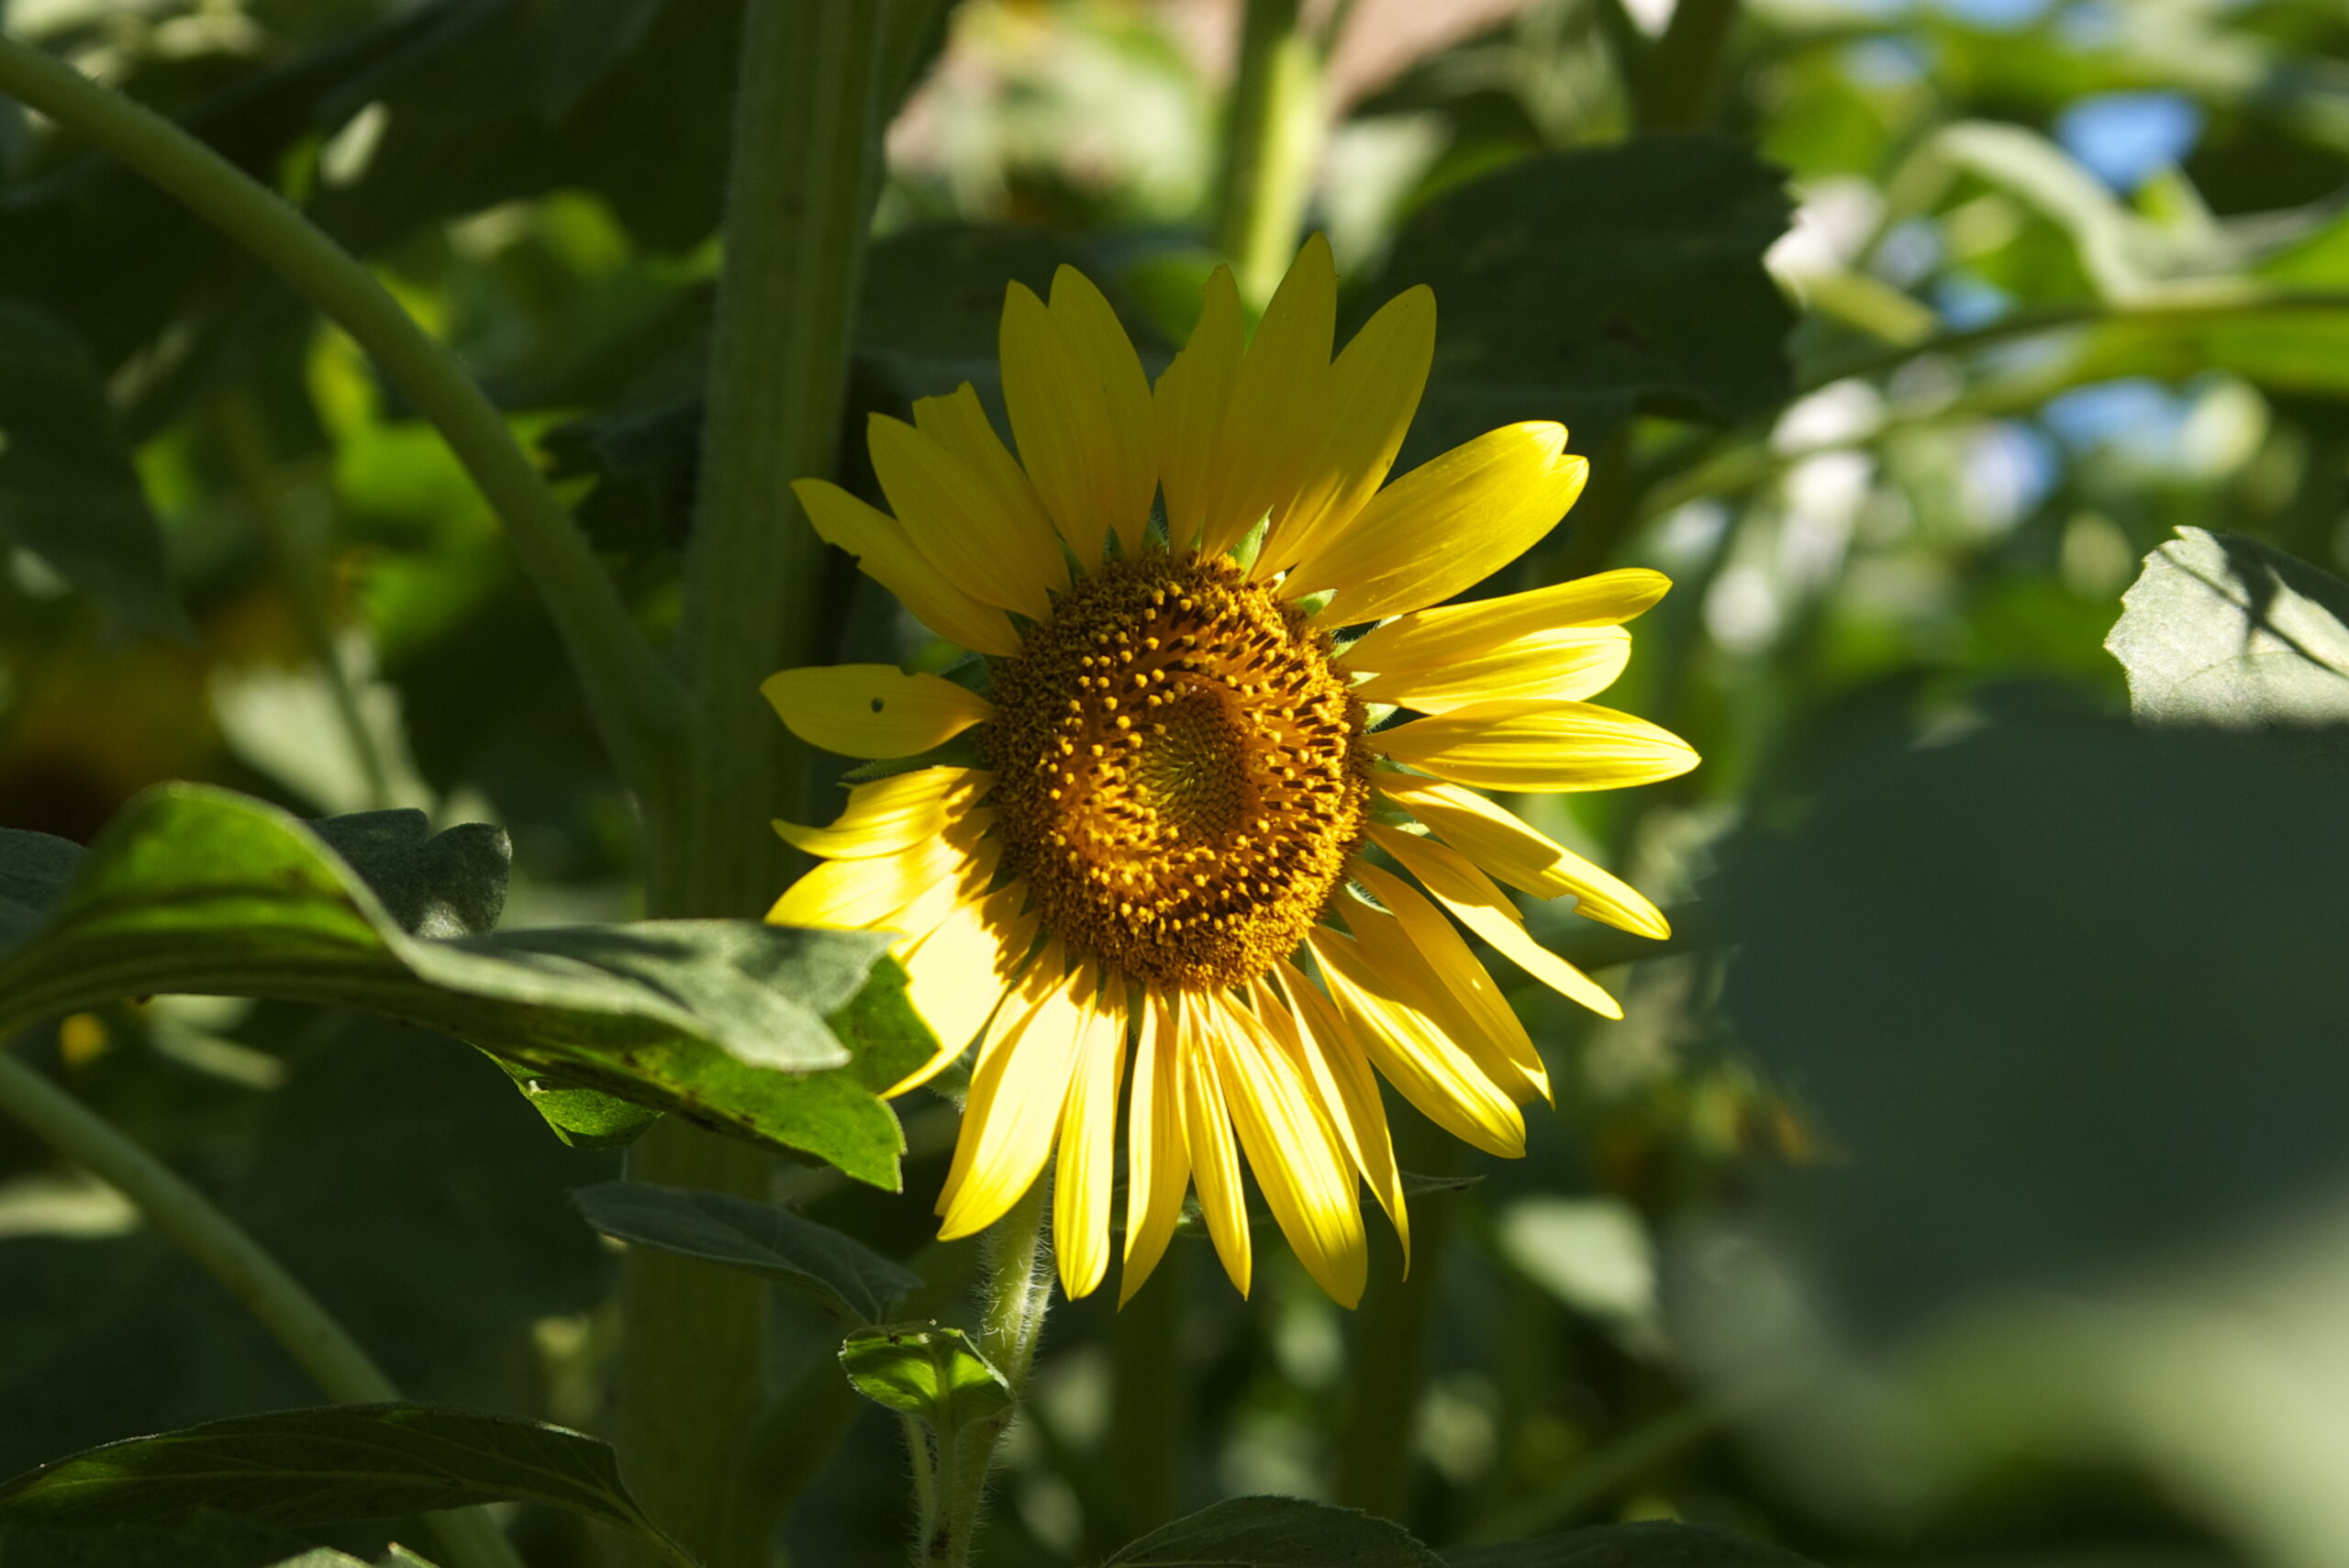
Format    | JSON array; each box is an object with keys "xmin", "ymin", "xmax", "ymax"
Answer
[{"xmin": 985, "ymin": 553, "xmax": 1373, "ymax": 990}]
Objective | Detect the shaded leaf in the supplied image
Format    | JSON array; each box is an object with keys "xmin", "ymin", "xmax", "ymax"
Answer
[
  {"xmin": 1103, "ymin": 1496, "xmax": 1444, "ymax": 1567},
  {"xmin": 1445, "ymin": 1521, "xmax": 1818, "ymax": 1568},
  {"xmin": 0, "ymin": 1510, "xmax": 384, "ymax": 1567},
  {"xmin": 0, "ymin": 1404, "xmax": 664, "ymax": 1549},
  {"xmin": 1371, "ymin": 138, "xmax": 1794, "ymax": 462},
  {"xmin": 1718, "ymin": 717, "xmax": 2349, "ymax": 1340},
  {"xmin": 2107, "ymin": 528, "xmax": 2349, "ymax": 744},
  {"xmin": 0, "ymin": 302, "xmax": 184, "ymax": 634},
  {"xmin": 573, "ymin": 1180, "xmax": 921, "ymax": 1323},
  {"xmin": 305, "ymin": 812, "xmax": 510, "ymax": 939},
  {"xmin": 838, "ymin": 1322, "xmax": 1011, "ymax": 1432},
  {"xmin": 0, "ymin": 784, "xmax": 924, "ymax": 1180}
]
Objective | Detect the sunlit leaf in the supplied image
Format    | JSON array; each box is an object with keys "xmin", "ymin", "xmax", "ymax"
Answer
[
  {"xmin": 838, "ymin": 1322, "xmax": 1011, "ymax": 1433},
  {"xmin": 0, "ymin": 784, "xmax": 924, "ymax": 1181},
  {"xmin": 2107, "ymin": 527, "xmax": 2349, "ymax": 740}
]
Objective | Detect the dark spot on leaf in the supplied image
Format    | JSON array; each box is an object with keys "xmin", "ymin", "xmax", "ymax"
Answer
[{"xmin": 871, "ymin": 697, "xmax": 885, "ymax": 713}]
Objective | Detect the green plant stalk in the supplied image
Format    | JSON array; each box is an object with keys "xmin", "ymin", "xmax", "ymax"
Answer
[
  {"xmin": 1107, "ymin": 1243, "xmax": 1187, "ymax": 1541},
  {"xmin": 0, "ymin": 1048, "xmax": 528, "ymax": 1568},
  {"xmin": 623, "ymin": 0, "xmax": 902, "ymax": 1560},
  {"xmin": 929, "ymin": 1178, "xmax": 1052, "ymax": 1567},
  {"xmin": 1636, "ymin": 0, "xmax": 1741, "ymax": 130},
  {"xmin": 1213, "ymin": 0, "xmax": 1324, "ymax": 306},
  {"xmin": 0, "ymin": 31, "xmax": 679, "ymax": 806},
  {"xmin": 1336, "ymin": 1125, "xmax": 1461, "ymax": 1518}
]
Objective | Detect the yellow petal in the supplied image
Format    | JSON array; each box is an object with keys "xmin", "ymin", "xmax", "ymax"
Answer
[
  {"xmin": 912, "ymin": 384, "xmax": 1070, "ymax": 597},
  {"xmin": 766, "ymin": 816, "xmax": 995, "ymax": 937},
  {"xmin": 1049, "ymin": 266, "xmax": 1159, "ymax": 560},
  {"xmin": 1153, "ymin": 265, "xmax": 1245, "ymax": 554},
  {"xmin": 1341, "ymin": 569, "xmax": 1672, "ymax": 673},
  {"xmin": 762, "ymin": 664, "xmax": 993, "ymax": 761},
  {"xmin": 1181, "ymin": 1001, "xmax": 1253, "ymax": 1297},
  {"xmin": 1308, "ymin": 926, "xmax": 1526, "ymax": 1159},
  {"xmin": 1375, "ymin": 700, "xmax": 1699, "ymax": 794},
  {"xmin": 938, "ymin": 952, "xmax": 1090, "ymax": 1239},
  {"xmin": 1207, "ymin": 992, "xmax": 1367, "ymax": 1308},
  {"xmin": 869, "ymin": 413, "xmax": 1062, "ymax": 620},
  {"xmin": 792, "ymin": 479, "xmax": 1017, "ymax": 656},
  {"xmin": 774, "ymin": 767, "xmax": 991, "ymax": 860},
  {"xmin": 1264, "ymin": 962, "xmax": 1408, "ymax": 1264},
  {"xmin": 1353, "ymin": 627, "xmax": 1631, "ymax": 712},
  {"xmin": 1369, "ymin": 825, "xmax": 1622, "ymax": 1021},
  {"xmin": 1256, "ymin": 284, "xmax": 1435, "ymax": 582},
  {"xmin": 1199, "ymin": 234, "xmax": 1338, "ymax": 559},
  {"xmin": 1121, "ymin": 986, "xmax": 1194, "ymax": 1304},
  {"xmin": 1344, "ymin": 870, "xmax": 1549, "ymax": 1105},
  {"xmin": 1369, "ymin": 772, "xmax": 1668, "ymax": 936},
  {"xmin": 1284, "ymin": 423, "xmax": 1588, "ymax": 625},
  {"xmin": 1055, "ymin": 978, "xmax": 1129, "ymax": 1299},
  {"xmin": 888, "ymin": 883, "xmax": 1040, "ymax": 1096}
]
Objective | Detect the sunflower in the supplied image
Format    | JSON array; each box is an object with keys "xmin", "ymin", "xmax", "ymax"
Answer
[{"xmin": 765, "ymin": 237, "xmax": 1697, "ymax": 1307}]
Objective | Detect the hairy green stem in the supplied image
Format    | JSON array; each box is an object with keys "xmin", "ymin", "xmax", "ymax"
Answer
[
  {"xmin": 624, "ymin": 0, "xmax": 904, "ymax": 1558},
  {"xmin": 930, "ymin": 1178, "xmax": 1052, "ymax": 1567},
  {"xmin": 0, "ymin": 1047, "xmax": 526, "ymax": 1568},
  {"xmin": 1213, "ymin": 0, "xmax": 1323, "ymax": 306},
  {"xmin": 1337, "ymin": 1127, "xmax": 1461, "ymax": 1518},
  {"xmin": 1108, "ymin": 1243, "xmax": 1188, "ymax": 1542},
  {"xmin": 0, "ymin": 30, "xmax": 679, "ymax": 805}
]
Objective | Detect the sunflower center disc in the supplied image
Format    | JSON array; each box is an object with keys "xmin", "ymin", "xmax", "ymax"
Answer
[{"xmin": 985, "ymin": 553, "xmax": 1372, "ymax": 990}]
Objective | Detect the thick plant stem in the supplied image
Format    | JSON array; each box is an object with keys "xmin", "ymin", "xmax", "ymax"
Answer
[
  {"xmin": 0, "ymin": 31, "xmax": 678, "ymax": 805},
  {"xmin": 1637, "ymin": 0, "xmax": 1741, "ymax": 130},
  {"xmin": 623, "ymin": 0, "xmax": 900, "ymax": 1560},
  {"xmin": 1212, "ymin": 0, "xmax": 1323, "ymax": 306},
  {"xmin": 1108, "ymin": 1244, "xmax": 1188, "ymax": 1541},
  {"xmin": 658, "ymin": 0, "xmax": 896, "ymax": 922},
  {"xmin": 1336, "ymin": 1129, "xmax": 1462, "ymax": 1518},
  {"xmin": 0, "ymin": 1048, "xmax": 525, "ymax": 1568},
  {"xmin": 930, "ymin": 1179, "xmax": 1052, "ymax": 1568}
]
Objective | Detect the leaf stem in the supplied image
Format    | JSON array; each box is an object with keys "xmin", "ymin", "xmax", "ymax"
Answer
[
  {"xmin": 929, "ymin": 1177, "xmax": 1052, "ymax": 1567},
  {"xmin": 1213, "ymin": 0, "xmax": 1324, "ymax": 306},
  {"xmin": 0, "ymin": 30, "xmax": 681, "ymax": 805},
  {"xmin": 0, "ymin": 1046, "xmax": 527, "ymax": 1568}
]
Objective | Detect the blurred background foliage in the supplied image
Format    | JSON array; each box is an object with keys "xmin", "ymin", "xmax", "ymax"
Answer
[{"xmin": 4, "ymin": 0, "xmax": 2349, "ymax": 1564}]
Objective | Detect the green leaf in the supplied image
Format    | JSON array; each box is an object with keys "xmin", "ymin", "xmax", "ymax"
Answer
[
  {"xmin": 303, "ymin": 811, "xmax": 510, "ymax": 940},
  {"xmin": 838, "ymin": 1322, "xmax": 1012, "ymax": 1432},
  {"xmin": 1102, "ymin": 1496, "xmax": 1444, "ymax": 1566},
  {"xmin": 1370, "ymin": 138, "xmax": 1794, "ymax": 462},
  {"xmin": 0, "ymin": 301, "xmax": 185, "ymax": 635},
  {"xmin": 573, "ymin": 1180, "xmax": 922, "ymax": 1323},
  {"xmin": 0, "ymin": 1404, "xmax": 671, "ymax": 1553},
  {"xmin": 2106, "ymin": 528, "xmax": 2349, "ymax": 740},
  {"xmin": 0, "ymin": 784, "xmax": 925, "ymax": 1180},
  {"xmin": 0, "ymin": 1512, "xmax": 390, "ymax": 1567},
  {"xmin": 1444, "ymin": 1521, "xmax": 1819, "ymax": 1568},
  {"xmin": 1717, "ymin": 717, "xmax": 2349, "ymax": 1340},
  {"xmin": 494, "ymin": 1061, "xmax": 664, "ymax": 1151}
]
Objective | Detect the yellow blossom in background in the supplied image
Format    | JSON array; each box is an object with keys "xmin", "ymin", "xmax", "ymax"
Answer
[{"xmin": 764, "ymin": 236, "xmax": 1697, "ymax": 1307}]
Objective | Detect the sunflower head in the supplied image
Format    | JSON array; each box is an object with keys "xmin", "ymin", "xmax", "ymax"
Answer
[{"xmin": 765, "ymin": 237, "xmax": 1698, "ymax": 1307}]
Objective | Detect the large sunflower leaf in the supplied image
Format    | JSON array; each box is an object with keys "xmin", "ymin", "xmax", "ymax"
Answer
[
  {"xmin": 0, "ymin": 784, "xmax": 921, "ymax": 1183},
  {"xmin": 1370, "ymin": 137, "xmax": 1794, "ymax": 463},
  {"xmin": 0, "ymin": 1403, "xmax": 664, "ymax": 1552},
  {"xmin": 1444, "ymin": 1522, "xmax": 1819, "ymax": 1567},
  {"xmin": 1101, "ymin": 1495, "xmax": 1445, "ymax": 1566}
]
